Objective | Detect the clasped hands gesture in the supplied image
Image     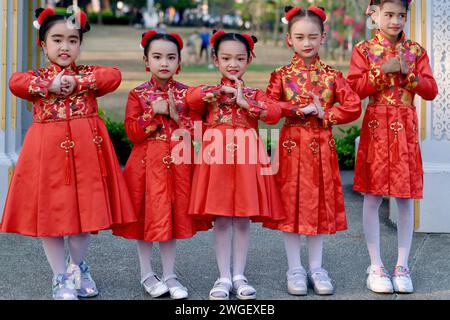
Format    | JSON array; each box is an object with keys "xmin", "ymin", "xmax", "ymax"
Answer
[
  {"xmin": 151, "ymin": 89, "xmax": 180, "ymax": 123},
  {"xmin": 381, "ymin": 47, "xmax": 409, "ymax": 75},
  {"xmin": 48, "ymin": 70, "xmax": 77, "ymax": 97},
  {"xmin": 203, "ymin": 75, "xmax": 250, "ymax": 110}
]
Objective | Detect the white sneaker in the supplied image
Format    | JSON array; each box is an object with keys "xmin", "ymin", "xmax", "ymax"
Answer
[
  {"xmin": 286, "ymin": 267, "xmax": 308, "ymax": 296},
  {"xmin": 141, "ymin": 273, "xmax": 169, "ymax": 298},
  {"xmin": 308, "ymin": 268, "xmax": 334, "ymax": 295},
  {"xmin": 392, "ymin": 266, "xmax": 414, "ymax": 293},
  {"xmin": 366, "ymin": 265, "xmax": 394, "ymax": 294}
]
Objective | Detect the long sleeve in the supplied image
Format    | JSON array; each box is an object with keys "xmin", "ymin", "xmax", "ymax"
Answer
[
  {"xmin": 186, "ymin": 85, "xmax": 217, "ymax": 116},
  {"xmin": 75, "ymin": 66, "xmax": 122, "ymax": 97},
  {"xmin": 400, "ymin": 51, "xmax": 438, "ymax": 101},
  {"xmin": 9, "ymin": 70, "xmax": 52, "ymax": 101},
  {"xmin": 250, "ymin": 90, "xmax": 282, "ymax": 125},
  {"xmin": 323, "ymin": 72, "xmax": 362, "ymax": 128},
  {"xmin": 266, "ymin": 70, "xmax": 307, "ymax": 119},
  {"xmin": 124, "ymin": 91, "xmax": 162, "ymax": 144},
  {"xmin": 347, "ymin": 45, "xmax": 391, "ymax": 99}
]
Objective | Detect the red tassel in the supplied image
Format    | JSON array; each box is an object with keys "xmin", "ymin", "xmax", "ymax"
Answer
[
  {"xmin": 65, "ymin": 152, "xmax": 71, "ymax": 185},
  {"xmin": 367, "ymin": 139, "xmax": 375, "ymax": 163},
  {"xmin": 391, "ymin": 138, "xmax": 400, "ymax": 163},
  {"xmin": 97, "ymin": 149, "xmax": 108, "ymax": 178}
]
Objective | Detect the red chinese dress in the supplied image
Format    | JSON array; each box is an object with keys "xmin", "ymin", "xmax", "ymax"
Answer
[
  {"xmin": 263, "ymin": 54, "xmax": 362, "ymax": 235},
  {"xmin": 348, "ymin": 31, "xmax": 438, "ymax": 199},
  {"xmin": 112, "ymin": 77, "xmax": 211, "ymax": 242},
  {"xmin": 1, "ymin": 63, "xmax": 137, "ymax": 237},
  {"xmin": 186, "ymin": 77, "xmax": 285, "ymax": 222}
]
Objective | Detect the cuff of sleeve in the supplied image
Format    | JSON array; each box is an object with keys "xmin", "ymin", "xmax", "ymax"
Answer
[
  {"xmin": 138, "ymin": 109, "xmax": 161, "ymax": 134},
  {"xmin": 400, "ymin": 69, "xmax": 419, "ymax": 89},
  {"xmin": 75, "ymin": 72, "xmax": 98, "ymax": 93},
  {"xmin": 200, "ymin": 85, "xmax": 222, "ymax": 103},
  {"xmin": 28, "ymin": 77, "xmax": 52, "ymax": 98},
  {"xmin": 246, "ymin": 99, "xmax": 266, "ymax": 119},
  {"xmin": 322, "ymin": 110, "xmax": 337, "ymax": 129}
]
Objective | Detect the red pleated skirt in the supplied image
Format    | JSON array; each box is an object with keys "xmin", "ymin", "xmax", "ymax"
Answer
[
  {"xmin": 0, "ymin": 116, "xmax": 137, "ymax": 237},
  {"xmin": 188, "ymin": 124, "xmax": 285, "ymax": 222},
  {"xmin": 112, "ymin": 139, "xmax": 211, "ymax": 242}
]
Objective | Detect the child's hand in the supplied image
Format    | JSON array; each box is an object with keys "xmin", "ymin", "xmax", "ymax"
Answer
[
  {"xmin": 381, "ymin": 58, "xmax": 401, "ymax": 74},
  {"xmin": 230, "ymin": 76, "xmax": 249, "ymax": 109},
  {"xmin": 152, "ymin": 97, "xmax": 169, "ymax": 115},
  {"xmin": 60, "ymin": 75, "xmax": 77, "ymax": 96},
  {"xmin": 310, "ymin": 93, "xmax": 325, "ymax": 119},
  {"xmin": 168, "ymin": 89, "xmax": 179, "ymax": 123},
  {"xmin": 300, "ymin": 104, "xmax": 318, "ymax": 116},
  {"xmin": 399, "ymin": 48, "xmax": 409, "ymax": 75},
  {"xmin": 48, "ymin": 70, "xmax": 65, "ymax": 95},
  {"xmin": 220, "ymin": 86, "xmax": 237, "ymax": 99}
]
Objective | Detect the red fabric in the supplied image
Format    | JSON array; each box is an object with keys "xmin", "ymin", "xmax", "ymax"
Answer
[
  {"xmin": 285, "ymin": 7, "xmax": 303, "ymax": 22},
  {"xmin": 186, "ymin": 78, "xmax": 285, "ymax": 222},
  {"xmin": 112, "ymin": 78, "xmax": 211, "ymax": 242},
  {"xmin": 308, "ymin": 6, "xmax": 326, "ymax": 22},
  {"xmin": 263, "ymin": 54, "xmax": 362, "ymax": 235},
  {"xmin": 1, "ymin": 64, "xmax": 137, "ymax": 237},
  {"xmin": 349, "ymin": 31, "xmax": 438, "ymax": 199}
]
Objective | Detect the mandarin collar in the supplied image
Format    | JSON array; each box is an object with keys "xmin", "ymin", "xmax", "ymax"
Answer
[
  {"xmin": 150, "ymin": 76, "xmax": 176, "ymax": 91},
  {"xmin": 375, "ymin": 29, "xmax": 406, "ymax": 48},
  {"xmin": 291, "ymin": 53, "xmax": 322, "ymax": 71}
]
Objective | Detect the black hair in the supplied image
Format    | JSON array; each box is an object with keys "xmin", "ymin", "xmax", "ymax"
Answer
[
  {"xmin": 143, "ymin": 33, "xmax": 182, "ymax": 58},
  {"xmin": 36, "ymin": 8, "xmax": 91, "ymax": 45},
  {"xmin": 212, "ymin": 31, "xmax": 258, "ymax": 59},
  {"xmin": 285, "ymin": 6, "xmax": 325, "ymax": 34},
  {"xmin": 375, "ymin": 0, "xmax": 410, "ymax": 10}
]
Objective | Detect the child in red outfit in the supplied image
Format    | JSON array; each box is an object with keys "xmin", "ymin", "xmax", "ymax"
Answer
[
  {"xmin": 0, "ymin": 8, "xmax": 136, "ymax": 300},
  {"xmin": 348, "ymin": 0, "xmax": 438, "ymax": 294},
  {"xmin": 112, "ymin": 31, "xmax": 210, "ymax": 300},
  {"xmin": 263, "ymin": 6, "xmax": 361, "ymax": 296}
]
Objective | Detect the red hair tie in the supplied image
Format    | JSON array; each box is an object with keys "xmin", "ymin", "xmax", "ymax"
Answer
[
  {"xmin": 33, "ymin": 8, "xmax": 55, "ymax": 30},
  {"xmin": 140, "ymin": 30, "xmax": 158, "ymax": 50},
  {"xmin": 242, "ymin": 34, "xmax": 256, "ymax": 58},
  {"xmin": 283, "ymin": 7, "xmax": 303, "ymax": 24},
  {"xmin": 169, "ymin": 33, "xmax": 184, "ymax": 50},
  {"xmin": 210, "ymin": 30, "xmax": 226, "ymax": 47},
  {"xmin": 76, "ymin": 11, "xmax": 88, "ymax": 29},
  {"xmin": 308, "ymin": 6, "xmax": 327, "ymax": 23}
]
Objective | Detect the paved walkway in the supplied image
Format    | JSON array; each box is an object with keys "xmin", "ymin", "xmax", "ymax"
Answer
[{"xmin": 1, "ymin": 171, "xmax": 449, "ymax": 300}]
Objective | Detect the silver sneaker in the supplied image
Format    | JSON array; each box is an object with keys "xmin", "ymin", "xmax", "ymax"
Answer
[
  {"xmin": 392, "ymin": 266, "xmax": 414, "ymax": 294},
  {"xmin": 67, "ymin": 261, "xmax": 99, "ymax": 298},
  {"xmin": 308, "ymin": 268, "xmax": 334, "ymax": 295},
  {"xmin": 52, "ymin": 273, "xmax": 78, "ymax": 300},
  {"xmin": 287, "ymin": 267, "xmax": 308, "ymax": 296}
]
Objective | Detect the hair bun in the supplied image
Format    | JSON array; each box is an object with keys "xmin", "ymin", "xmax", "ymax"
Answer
[
  {"xmin": 284, "ymin": 6, "xmax": 294, "ymax": 13},
  {"xmin": 35, "ymin": 8, "xmax": 45, "ymax": 18},
  {"xmin": 251, "ymin": 35, "xmax": 258, "ymax": 44}
]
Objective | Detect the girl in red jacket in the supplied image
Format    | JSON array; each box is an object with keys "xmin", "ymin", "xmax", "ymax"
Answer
[
  {"xmin": 186, "ymin": 30, "xmax": 286, "ymax": 300},
  {"xmin": 263, "ymin": 6, "xmax": 361, "ymax": 296},
  {"xmin": 112, "ymin": 31, "xmax": 211, "ymax": 299},
  {"xmin": 348, "ymin": 0, "xmax": 438, "ymax": 294},
  {"xmin": 0, "ymin": 8, "xmax": 136, "ymax": 300}
]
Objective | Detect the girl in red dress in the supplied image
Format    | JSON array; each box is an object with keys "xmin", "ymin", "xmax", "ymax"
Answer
[
  {"xmin": 348, "ymin": 0, "xmax": 438, "ymax": 294},
  {"xmin": 263, "ymin": 6, "xmax": 361, "ymax": 296},
  {"xmin": 186, "ymin": 31, "xmax": 285, "ymax": 300},
  {"xmin": 0, "ymin": 8, "xmax": 136, "ymax": 300},
  {"xmin": 112, "ymin": 31, "xmax": 211, "ymax": 300}
]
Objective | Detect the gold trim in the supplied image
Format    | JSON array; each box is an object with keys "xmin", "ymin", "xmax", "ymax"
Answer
[
  {"xmin": 8, "ymin": 165, "xmax": 14, "ymax": 185},
  {"xmin": 414, "ymin": 199, "xmax": 420, "ymax": 230},
  {"xmin": 11, "ymin": 0, "xmax": 18, "ymax": 129},
  {"xmin": 420, "ymin": 0, "xmax": 427, "ymax": 141},
  {"xmin": 410, "ymin": 1, "xmax": 416, "ymax": 41},
  {"xmin": 1, "ymin": 0, "xmax": 8, "ymax": 131},
  {"xmin": 27, "ymin": 0, "xmax": 33, "ymax": 112}
]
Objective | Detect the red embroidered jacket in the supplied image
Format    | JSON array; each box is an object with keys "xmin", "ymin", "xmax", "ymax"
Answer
[
  {"xmin": 124, "ymin": 77, "xmax": 195, "ymax": 144},
  {"xmin": 9, "ymin": 63, "xmax": 121, "ymax": 122},
  {"xmin": 267, "ymin": 54, "xmax": 361, "ymax": 129}
]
